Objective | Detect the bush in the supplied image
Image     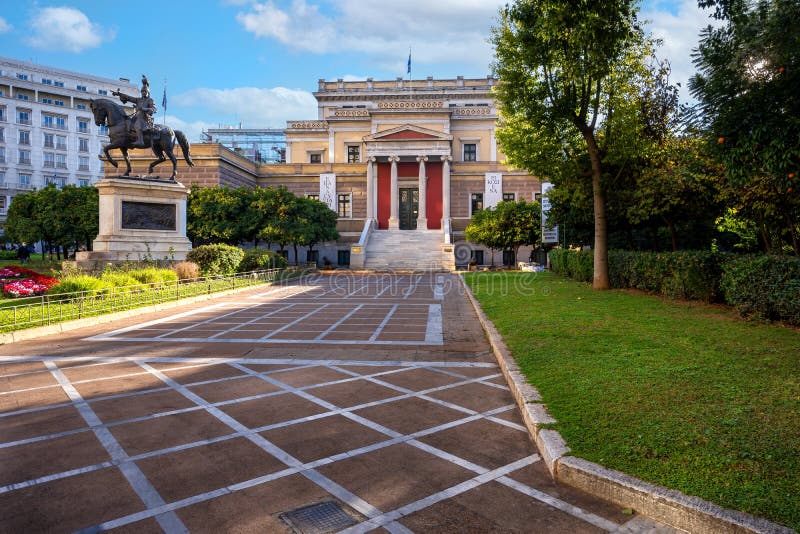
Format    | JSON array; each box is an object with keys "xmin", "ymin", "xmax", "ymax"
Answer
[
  {"xmin": 100, "ymin": 272, "xmax": 143, "ymax": 292},
  {"xmin": 127, "ymin": 268, "xmax": 179, "ymax": 288},
  {"xmin": 173, "ymin": 261, "xmax": 201, "ymax": 280},
  {"xmin": 549, "ymin": 249, "xmax": 592, "ymax": 282},
  {"xmin": 0, "ymin": 250, "xmax": 17, "ymax": 260},
  {"xmin": 187, "ymin": 244, "xmax": 245, "ymax": 276},
  {"xmin": 47, "ymin": 276, "xmax": 113, "ymax": 299},
  {"xmin": 237, "ymin": 249, "xmax": 288, "ymax": 272},
  {"xmin": 721, "ymin": 255, "xmax": 800, "ymax": 325}
]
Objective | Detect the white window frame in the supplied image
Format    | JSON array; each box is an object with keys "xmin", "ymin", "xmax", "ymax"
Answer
[
  {"xmin": 337, "ymin": 192, "xmax": 352, "ymax": 219},
  {"xmin": 461, "ymin": 138, "xmax": 480, "ymax": 162},
  {"xmin": 502, "ymin": 192, "xmax": 517, "ymax": 202},
  {"xmin": 345, "ymin": 144, "xmax": 361, "ymax": 163},
  {"xmin": 307, "ymin": 150, "xmax": 324, "ymax": 164}
]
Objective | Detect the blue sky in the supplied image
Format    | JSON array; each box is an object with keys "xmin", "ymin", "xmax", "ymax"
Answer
[{"xmin": 0, "ymin": 1, "xmax": 716, "ymax": 141}]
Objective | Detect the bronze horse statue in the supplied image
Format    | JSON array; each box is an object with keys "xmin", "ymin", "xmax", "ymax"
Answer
[{"xmin": 90, "ymin": 98, "xmax": 194, "ymax": 180}]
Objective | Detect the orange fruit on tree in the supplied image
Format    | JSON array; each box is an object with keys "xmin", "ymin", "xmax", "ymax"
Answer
[
  {"xmin": 789, "ymin": 173, "xmax": 796, "ymax": 179},
  {"xmin": 717, "ymin": 137, "xmax": 725, "ymax": 143}
]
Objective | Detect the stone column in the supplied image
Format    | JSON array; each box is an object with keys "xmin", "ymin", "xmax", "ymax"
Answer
[
  {"xmin": 441, "ymin": 155, "xmax": 452, "ymax": 224},
  {"xmin": 366, "ymin": 156, "xmax": 376, "ymax": 220},
  {"xmin": 388, "ymin": 156, "xmax": 400, "ymax": 229},
  {"xmin": 416, "ymin": 155, "xmax": 428, "ymax": 230}
]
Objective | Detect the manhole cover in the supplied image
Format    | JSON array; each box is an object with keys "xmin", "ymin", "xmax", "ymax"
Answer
[{"xmin": 280, "ymin": 501, "xmax": 358, "ymax": 533}]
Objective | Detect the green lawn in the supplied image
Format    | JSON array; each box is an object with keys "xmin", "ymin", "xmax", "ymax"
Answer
[{"xmin": 466, "ymin": 271, "xmax": 800, "ymax": 530}]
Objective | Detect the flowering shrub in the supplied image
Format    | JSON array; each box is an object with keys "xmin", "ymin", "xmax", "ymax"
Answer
[{"xmin": 1, "ymin": 265, "xmax": 60, "ymax": 298}]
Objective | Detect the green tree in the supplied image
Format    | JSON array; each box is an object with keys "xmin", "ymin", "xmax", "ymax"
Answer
[
  {"xmin": 294, "ymin": 197, "xmax": 339, "ymax": 261},
  {"xmin": 492, "ymin": 0, "xmax": 646, "ymax": 288},
  {"xmin": 187, "ymin": 186, "xmax": 253, "ymax": 245},
  {"xmin": 465, "ymin": 207, "xmax": 503, "ymax": 266},
  {"xmin": 4, "ymin": 191, "xmax": 40, "ymax": 245},
  {"xmin": 493, "ymin": 200, "xmax": 542, "ymax": 265},
  {"xmin": 690, "ymin": 0, "xmax": 800, "ymax": 253}
]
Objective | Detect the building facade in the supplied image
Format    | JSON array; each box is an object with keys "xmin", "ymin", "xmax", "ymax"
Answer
[
  {"xmin": 106, "ymin": 76, "xmax": 542, "ymax": 269},
  {"xmin": 0, "ymin": 56, "xmax": 138, "ymax": 232}
]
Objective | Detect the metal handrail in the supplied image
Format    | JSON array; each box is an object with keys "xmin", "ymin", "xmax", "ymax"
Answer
[{"xmin": 0, "ymin": 268, "xmax": 289, "ymax": 333}]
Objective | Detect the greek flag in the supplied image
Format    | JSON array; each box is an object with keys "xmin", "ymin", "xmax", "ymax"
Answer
[
  {"xmin": 407, "ymin": 50, "xmax": 411, "ymax": 75},
  {"xmin": 162, "ymin": 85, "xmax": 167, "ymax": 112}
]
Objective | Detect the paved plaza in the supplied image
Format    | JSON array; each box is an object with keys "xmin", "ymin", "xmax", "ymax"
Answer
[{"xmin": 0, "ymin": 274, "xmax": 649, "ymax": 533}]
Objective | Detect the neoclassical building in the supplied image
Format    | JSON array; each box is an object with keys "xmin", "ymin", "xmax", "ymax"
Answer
[{"xmin": 114, "ymin": 76, "xmax": 542, "ymax": 269}]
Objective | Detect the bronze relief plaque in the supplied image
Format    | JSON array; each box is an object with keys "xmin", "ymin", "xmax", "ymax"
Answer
[{"xmin": 121, "ymin": 201, "xmax": 176, "ymax": 231}]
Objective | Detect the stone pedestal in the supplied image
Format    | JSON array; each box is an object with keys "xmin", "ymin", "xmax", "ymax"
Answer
[{"xmin": 75, "ymin": 177, "xmax": 191, "ymax": 268}]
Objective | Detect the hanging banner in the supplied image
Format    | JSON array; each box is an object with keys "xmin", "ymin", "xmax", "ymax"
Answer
[
  {"xmin": 541, "ymin": 182, "xmax": 559, "ymax": 243},
  {"xmin": 320, "ymin": 173, "xmax": 337, "ymax": 212},
  {"xmin": 484, "ymin": 172, "xmax": 503, "ymax": 209}
]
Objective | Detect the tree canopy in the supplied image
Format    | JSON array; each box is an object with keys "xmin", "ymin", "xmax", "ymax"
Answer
[{"xmin": 465, "ymin": 200, "xmax": 541, "ymax": 266}]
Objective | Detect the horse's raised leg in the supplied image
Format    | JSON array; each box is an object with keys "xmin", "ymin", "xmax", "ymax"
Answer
[{"xmin": 104, "ymin": 145, "xmax": 118, "ymax": 169}]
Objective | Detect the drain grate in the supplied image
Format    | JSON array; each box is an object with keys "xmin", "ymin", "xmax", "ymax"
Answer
[{"xmin": 280, "ymin": 501, "xmax": 358, "ymax": 533}]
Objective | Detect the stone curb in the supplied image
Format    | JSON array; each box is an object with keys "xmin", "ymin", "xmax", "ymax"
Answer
[
  {"xmin": 458, "ymin": 274, "xmax": 794, "ymax": 534},
  {"xmin": 0, "ymin": 281, "xmax": 283, "ymax": 345}
]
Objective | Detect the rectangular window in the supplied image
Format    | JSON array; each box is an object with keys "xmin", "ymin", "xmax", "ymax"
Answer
[
  {"xmin": 97, "ymin": 89, "xmax": 108, "ymax": 95},
  {"xmin": 19, "ymin": 150, "xmax": 31, "ymax": 165},
  {"xmin": 56, "ymin": 135, "xmax": 67, "ymax": 150},
  {"xmin": 79, "ymin": 156, "xmax": 90, "ymax": 171},
  {"xmin": 307, "ymin": 194, "xmax": 319, "ymax": 201},
  {"xmin": 55, "ymin": 153, "xmax": 67, "ymax": 169},
  {"xmin": 18, "ymin": 130, "xmax": 30, "ymax": 145},
  {"xmin": 55, "ymin": 100, "xmax": 64, "ymax": 107},
  {"xmin": 470, "ymin": 192, "xmax": 483, "ymax": 215},
  {"xmin": 309, "ymin": 153, "xmax": 322, "ymax": 164},
  {"xmin": 16, "ymin": 94, "xmax": 29, "ymax": 101},
  {"xmin": 99, "ymin": 125, "xmax": 109, "ymax": 135},
  {"xmin": 472, "ymin": 250, "xmax": 484, "ymax": 266},
  {"xmin": 16, "ymin": 74, "xmax": 28, "ymax": 81},
  {"xmin": 44, "ymin": 133, "xmax": 54, "ymax": 148},
  {"xmin": 502, "ymin": 192, "xmax": 516, "ymax": 202},
  {"xmin": 347, "ymin": 145, "xmax": 360, "ymax": 163},
  {"xmin": 337, "ymin": 249, "xmax": 351, "ymax": 266},
  {"xmin": 42, "ymin": 78, "xmax": 52, "ymax": 85},
  {"xmin": 337, "ymin": 193, "xmax": 351, "ymax": 218},
  {"xmin": 78, "ymin": 178, "xmax": 90, "ymax": 187},
  {"xmin": 503, "ymin": 249, "xmax": 516, "ymax": 266},
  {"xmin": 17, "ymin": 110, "xmax": 31, "ymax": 125},
  {"xmin": 0, "ymin": 127, "xmax": 3, "ymax": 141},
  {"xmin": 19, "ymin": 174, "xmax": 31, "ymax": 187},
  {"xmin": 44, "ymin": 152, "xmax": 55, "ymax": 168},
  {"xmin": 76, "ymin": 85, "xmax": 87, "ymax": 92},
  {"xmin": 0, "ymin": 147, "xmax": 5, "ymax": 163},
  {"xmin": 75, "ymin": 103, "xmax": 86, "ymax": 110},
  {"xmin": 0, "ymin": 173, "xmax": 4, "ymax": 187},
  {"xmin": 463, "ymin": 143, "xmax": 477, "ymax": 162},
  {"xmin": 43, "ymin": 115, "xmax": 54, "ymax": 128},
  {"xmin": 56, "ymin": 116, "xmax": 67, "ymax": 130},
  {"xmin": 54, "ymin": 81, "xmax": 64, "ymax": 88},
  {"xmin": 0, "ymin": 196, "xmax": 5, "ymax": 211},
  {"xmin": 41, "ymin": 97, "xmax": 53, "ymax": 105},
  {"xmin": 0, "ymin": 108, "xmax": 4, "ymax": 121},
  {"xmin": 77, "ymin": 119, "xmax": 89, "ymax": 133},
  {"xmin": 79, "ymin": 138, "xmax": 89, "ymax": 152}
]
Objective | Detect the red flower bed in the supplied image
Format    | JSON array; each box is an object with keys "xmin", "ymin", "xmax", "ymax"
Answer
[{"xmin": 1, "ymin": 266, "xmax": 60, "ymax": 298}]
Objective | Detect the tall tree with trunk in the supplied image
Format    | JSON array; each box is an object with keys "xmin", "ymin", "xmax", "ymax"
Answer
[{"xmin": 492, "ymin": 0, "xmax": 645, "ymax": 288}]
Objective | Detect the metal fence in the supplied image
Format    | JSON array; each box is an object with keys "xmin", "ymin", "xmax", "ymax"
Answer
[{"xmin": 0, "ymin": 268, "xmax": 289, "ymax": 333}]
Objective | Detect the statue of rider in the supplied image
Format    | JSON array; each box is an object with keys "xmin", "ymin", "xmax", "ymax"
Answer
[{"xmin": 112, "ymin": 75, "xmax": 157, "ymax": 148}]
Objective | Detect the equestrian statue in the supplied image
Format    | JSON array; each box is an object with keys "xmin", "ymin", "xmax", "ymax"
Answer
[{"xmin": 90, "ymin": 75, "xmax": 194, "ymax": 180}]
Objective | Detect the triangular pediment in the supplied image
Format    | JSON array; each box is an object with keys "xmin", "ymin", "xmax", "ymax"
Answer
[{"xmin": 364, "ymin": 124, "xmax": 453, "ymax": 142}]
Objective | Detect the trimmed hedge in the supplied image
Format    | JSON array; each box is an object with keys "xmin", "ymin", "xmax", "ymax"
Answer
[
  {"xmin": 187, "ymin": 244, "xmax": 245, "ymax": 276},
  {"xmin": 237, "ymin": 249, "xmax": 289, "ymax": 272},
  {"xmin": 549, "ymin": 249, "xmax": 800, "ymax": 325},
  {"xmin": 720, "ymin": 255, "xmax": 800, "ymax": 324}
]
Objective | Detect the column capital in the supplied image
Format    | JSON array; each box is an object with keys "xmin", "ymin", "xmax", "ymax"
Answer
[
  {"xmin": 367, "ymin": 156, "xmax": 377, "ymax": 163},
  {"xmin": 416, "ymin": 155, "xmax": 429, "ymax": 163},
  {"xmin": 388, "ymin": 155, "xmax": 400, "ymax": 163},
  {"xmin": 440, "ymin": 155, "xmax": 453, "ymax": 163}
]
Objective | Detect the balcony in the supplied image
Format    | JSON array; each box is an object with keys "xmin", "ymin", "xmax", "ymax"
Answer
[
  {"xmin": 18, "ymin": 138, "xmax": 30, "ymax": 146},
  {"xmin": 44, "ymin": 161, "xmax": 55, "ymax": 168},
  {"xmin": 56, "ymin": 143, "xmax": 67, "ymax": 151},
  {"xmin": 19, "ymin": 157, "xmax": 32, "ymax": 166},
  {"xmin": 79, "ymin": 164, "xmax": 90, "ymax": 171},
  {"xmin": 77, "ymin": 126, "xmax": 89, "ymax": 134},
  {"xmin": 16, "ymin": 118, "xmax": 32, "ymax": 126},
  {"xmin": 15, "ymin": 182, "xmax": 32, "ymax": 190},
  {"xmin": 56, "ymin": 163, "xmax": 68, "ymax": 170},
  {"xmin": 44, "ymin": 141, "xmax": 55, "ymax": 148}
]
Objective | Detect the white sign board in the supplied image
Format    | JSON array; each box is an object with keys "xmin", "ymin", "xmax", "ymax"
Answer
[
  {"xmin": 541, "ymin": 182, "xmax": 559, "ymax": 243},
  {"xmin": 320, "ymin": 173, "xmax": 337, "ymax": 212},
  {"xmin": 485, "ymin": 173, "xmax": 503, "ymax": 209}
]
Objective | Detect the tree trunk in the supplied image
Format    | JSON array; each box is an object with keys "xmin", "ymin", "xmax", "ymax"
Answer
[
  {"xmin": 293, "ymin": 245, "xmax": 299, "ymax": 265},
  {"xmin": 666, "ymin": 218, "xmax": 679, "ymax": 251},
  {"xmin": 581, "ymin": 127, "xmax": 609, "ymax": 289}
]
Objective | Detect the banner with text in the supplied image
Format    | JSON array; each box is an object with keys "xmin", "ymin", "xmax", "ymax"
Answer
[
  {"xmin": 320, "ymin": 173, "xmax": 337, "ymax": 212},
  {"xmin": 485, "ymin": 173, "xmax": 503, "ymax": 209},
  {"xmin": 541, "ymin": 182, "xmax": 559, "ymax": 243}
]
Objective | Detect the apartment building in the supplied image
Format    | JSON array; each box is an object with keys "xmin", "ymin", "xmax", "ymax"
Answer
[{"xmin": 0, "ymin": 56, "xmax": 138, "ymax": 231}]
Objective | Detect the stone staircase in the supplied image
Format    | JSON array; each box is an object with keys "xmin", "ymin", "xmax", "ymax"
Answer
[{"xmin": 363, "ymin": 229, "xmax": 447, "ymax": 271}]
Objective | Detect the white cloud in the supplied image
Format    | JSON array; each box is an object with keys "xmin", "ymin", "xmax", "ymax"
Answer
[
  {"xmin": 641, "ymin": 0, "xmax": 719, "ymax": 102},
  {"xmin": 0, "ymin": 17, "xmax": 12, "ymax": 34},
  {"xmin": 27, "ymin": 7, "xmax": 113, "ymax": 53},
  {"xmin": 161, "ymin": 115, "xmax": 217, "ymax": 144},
  {"xmin": 236, "ymin": 0, "xmax": 503, "ymax": 74},
  {"xmin": 172, "ymin": 86, "xmax": 318, "ymax": 129}
]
